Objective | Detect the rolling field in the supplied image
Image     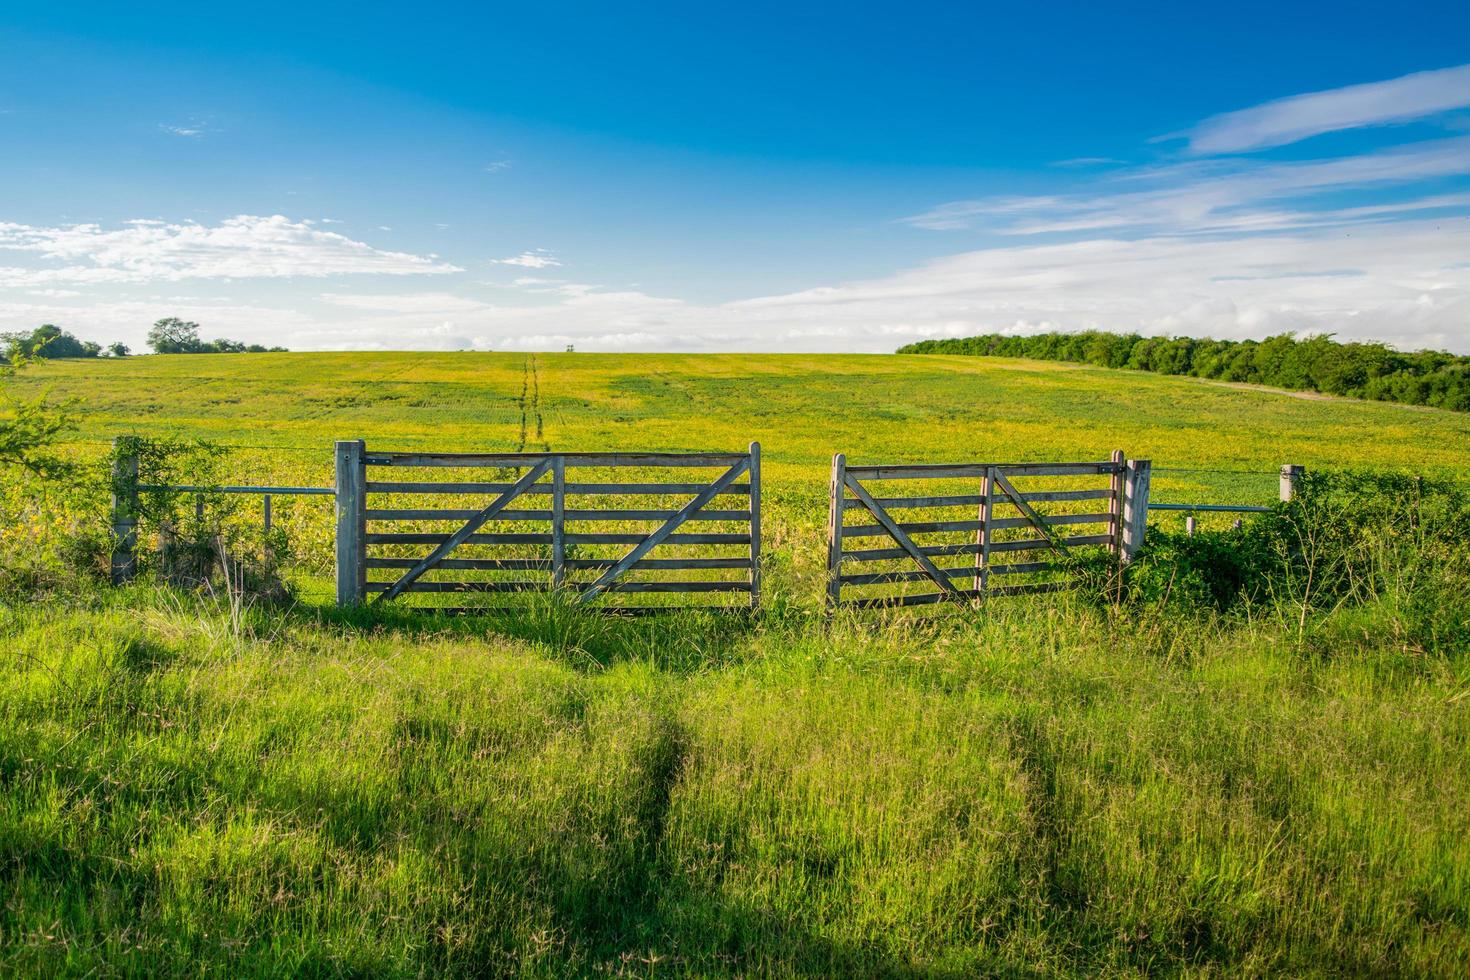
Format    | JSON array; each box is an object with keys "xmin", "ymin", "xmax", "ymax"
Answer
[{"xmin": 3, "ymin": 352, "xmax": 1469, "ymax": 975}]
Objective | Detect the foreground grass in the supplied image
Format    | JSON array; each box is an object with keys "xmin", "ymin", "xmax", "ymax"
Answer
[{"xmin": 3, "ymin": 592, "xmax": 1466, "ymax": 975}]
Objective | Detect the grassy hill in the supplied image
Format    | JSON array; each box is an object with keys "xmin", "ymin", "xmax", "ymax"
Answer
[
  {"xmin": 3, "ymin": 352, "xmax": 1468, "ymax": 975},
  {"xmin": 22, "ymin": 349, "xmax": 1470, "ymax": 475}
]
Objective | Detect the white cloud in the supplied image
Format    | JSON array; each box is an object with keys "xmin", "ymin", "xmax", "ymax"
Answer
[
  {"xmin": 20, "ymin": 218, "xmax": 1454, "ymax": 355},
  {"xmin": 904, "ymin": 137, "xmax": 1470, "ymax": 235},
  {"xmin": 492, "ymin": 249, "xmax": 561, "ymax": 269},
  {"xmin": 0, "ymin": 214, "xmax": 462, "ymax": 286},
  {"xmin": 483, "ymin": 160, "xmax": 512, "ymax": 173},
  {"xmin": 159, "ymin": 120, "xmax": 210, "ymax": 138},
  {"xmin": 1184, "ymin": 63, "xmax": 1470, "ymax": 154},
  {"xmin": 1050, "ymin": 157, "xmax": 1127, "ymax": 168}
]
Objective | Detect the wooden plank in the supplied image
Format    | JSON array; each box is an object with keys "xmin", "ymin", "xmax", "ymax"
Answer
[
  {"xmin": 366, "ymin": 451, "xmax": 746, "ymax": 468},
  {"xmin": 565, "ymin": 532, "xmax": 751, "ymax": 545},
  {"xmin": 364, "ymin": 507, "xmax": 751, "ymax": 522},
  {"xmin": 565, "ymin": 557, "xmax": 752, "ymax": 570},
  {"xmin": 373, "ymin": 459, "xmax": 552, "ymax": 604},
  {"xmin": 986, "ymin": 513, "xmax": 1111, "ymax": 530},
  {"xmin": 366, "ymin": 508, "xmax": 553, "ymax": 521},
  {"xmin": 844, "ymin": 493, "xmax": 988, "ymax": 510},
  {"xmin": 1018, "ymin": 488, "xmax": 1115, "ymax": 503},
  {"xmin": 1108, "ymin": 449, "xmax": 1126, "ymax": 556},
  {"xmin": 988, "ymin": 561, "xmax": 1058, "ymax": 576},
  {"xmin": 841, "ymin": 580, "xmax": 1073, "ymax": 609},
  {"xmin": 563, "ymin": 482, "xmax": 750, "ymax": 495},
  {"xmin": 748, "ymin": 442, "xmax": 761, "ymax": 611},
  {"xmin": 365, "ymin": 481, "xmax": 750, "ymax": 495},
  {"xmin": 565, "ymin": 509, "xmax": 750, "ymax": 521},
  {"xmin": 840, "ymin": 566, "xmax": 978, "ymax": 586},
  {"xmin": 842, "ymin": 474, "xmax": 964, "ymax": 597},
  {"xmin": 843, "ymin": 542, "xmax": 983, "ymax": 562},
  {"xmin": 842, "ymin": 518, "xmax": 987, "ymax": 537},
  {"xmin": 334, "ymin": 439, "xmax": 366, "ymax": 606},
  {"xmin": 601, "ymin": 581, "xmax": 752, "ymax": 593},
  {"xmin": 826, "ymin": 454, "xmax": 846, "ymax": 611},
  {"xmin": 367, "ymin": 531, "xmax": 749, "ymax": 546},
  {"xmin": 366, "ymin": 556, "xmax": 752, "ymax": 571},
  {"xmin": 368, "ymin": 581, "xmax": 551, "ymax": 593},
  {"xmin": 844, "ymin": 461, "xmax": 1119, "ymax": 480},
  {"xmin": 581, "ymin": 457, "xmax": 751, "ymax": 603},
  {"xmin": 551, "ymin": 456, "xmax": 565, "ymax": 590},
  {"xmin": 419, "ymin": 605, "xmax": 739, "ymax": 617},
  {"xmin": 991, "ymin": 471, "xmax": 1071, "ymax": 557},
  {"xmin": 368, "ymin": 557, "xmax": 552, "ymax": 570},
  {"xmin": 989, "ymin": 533, "xmax": 1113, "ymax": 553},
  {"xmin": 976, "ymin": 467, "xmax": 994, "ymax": 594},
  {"xmin": 367, "ymin": 532, "xmax": 554, "ymax": 545}
]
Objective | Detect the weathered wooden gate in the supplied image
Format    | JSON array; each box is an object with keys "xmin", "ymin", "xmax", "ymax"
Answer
[
  {"xmin": 826, "ymin": 451, "xmax": 1150, "ymax": 610},
  {"xmin": 335, "ymin": 442, "xmax": 760, "ymax": 611}
]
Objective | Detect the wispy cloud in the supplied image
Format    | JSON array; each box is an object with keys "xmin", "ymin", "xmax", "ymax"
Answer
[
  {"xmin": 1050, "ymin": 157, "xmax": 1126, "ymax": 168},
  {"xmin": 492, "ymin": 249, "xmax": 560, "ymax": 269},
  {"xmin": 159, "ymin": 120, "xmax": 211, "ymax": 138},
  {"xmin": 0, "ymin": 215, "xmax": 462, "ymax": 286},
  {"xmin": 1183, "ymin": 63, "xmax": 1470, "ymax": 154},
  {"xmin": 904, "ymin": 136, "xmax": 1470, "ymax": 235},
  {"xmin": 483, "ymin": 160, "xmax": 512, "ymax": 173}
]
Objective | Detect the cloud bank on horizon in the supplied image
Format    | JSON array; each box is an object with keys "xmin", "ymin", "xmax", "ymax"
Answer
[{"xmin": 4, "ymin": 64, "xmax": 1470, "ymax": 354}]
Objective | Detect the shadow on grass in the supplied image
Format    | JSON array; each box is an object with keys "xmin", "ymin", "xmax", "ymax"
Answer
[{"xmin": 297, "ymin": 593, "xmax": 765, "ymax": 674}]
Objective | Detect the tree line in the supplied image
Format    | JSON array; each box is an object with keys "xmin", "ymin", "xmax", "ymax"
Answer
[
  {"xmin": 898, "ymin": 331, "xmax": 1470, "ymax": 413},
  {"xmin": 2, "ymin": 318, "xmax": 287, "ymax": 360}
]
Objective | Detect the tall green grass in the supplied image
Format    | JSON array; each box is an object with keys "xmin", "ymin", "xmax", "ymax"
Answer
[{"xmin": 2, "ymin": 591, "xmax": 1465, "ymax": 975}]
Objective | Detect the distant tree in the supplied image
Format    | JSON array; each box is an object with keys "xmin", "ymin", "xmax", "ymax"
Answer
[
  {"xmin": 2, "ymin": 324, "xmax": 101, "ymax": 360},
  {"xmin": 898, "ymin": 329, "xmax": 1470, "ymax": 414},
  {"xmin": 146, "ymin": 317, "xmax": 287, "ymax": 354},
  {"xmin": 148, "ymin": 317, "xmax": 204, "ymax": 354},
  {"xmin": 107, "ymin": 342, "xmax": 130, "ymax": 357}
]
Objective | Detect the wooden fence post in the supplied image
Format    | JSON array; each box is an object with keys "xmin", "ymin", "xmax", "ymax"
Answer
[
  {"xmin": 1280, "ymin": 464, "xmax": 1304, "ymax": 502},
  {"xmin": 826, "ymin": 453, "xmax": 846, "ymax": 613},
  {"xmin": 110, "ymin": 436, "xmax": 139, "ymax": 585},
  {"xmin": 1121, "ymin": 459, "xmax": 1151, "ymax": 562},
  {"xmin": 335, "ymin": 439, "xmax": 365, "ymax": 607},
  {"xmin": 748, "ymin": 442, "xmax": 761, "ymax": 611}
]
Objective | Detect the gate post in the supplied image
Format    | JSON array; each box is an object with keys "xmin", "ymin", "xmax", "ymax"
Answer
[
  {"xmin": 110, "ymin": 436, "xmax": 140, "ymax": 585},
  {"xmin": 1280, "ymin": 464, "xmax": 1303, "ymax": 502},
  {"xmin": 335, "ymin": 439, "xmax": 366, "ymax": 606},
  {"xmin": 1120, "ymin": 458, "xmax": 1151, "ymax": 563},
  {"xmin": 748, "ymin": 442, "xmax": 761, "ymax": 610},
  {"xmin": 825, "ymin": 454, "xmax": 846, "ymax": 614},
  {"xmin": 1108, "ymin": 449, "xmax": 1125, "ymax": 555}
]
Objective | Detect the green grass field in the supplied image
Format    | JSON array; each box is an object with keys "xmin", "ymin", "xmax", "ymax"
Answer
[{"xmin": 3, "ymin": 352, "xmax": 1469, "ymax": 975}]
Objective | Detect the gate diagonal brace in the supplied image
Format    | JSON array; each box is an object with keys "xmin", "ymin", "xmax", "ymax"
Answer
[
  {"xmin": 375, "ymin": 458, "xmax": 553, "ymax": 604},
  {"xmin": 843, "ymin": 474, "xmax": 965, "ymax": 596},
  {"xmin": 992, "ymin": 471, "xmax": 1070, "ymax": 557},
  {"xmin": 580, "ymin": 457, "xmax": 749, "ymax": 603}
]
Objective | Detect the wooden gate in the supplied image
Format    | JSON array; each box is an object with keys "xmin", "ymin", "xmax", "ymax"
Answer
[
  {"xmin": 826, "ymin": 451, "xmax": 1150, "ymax": 610},
  {"xmin": 335, "ymin": 442, "xmax": 760, "ymax": 611}
]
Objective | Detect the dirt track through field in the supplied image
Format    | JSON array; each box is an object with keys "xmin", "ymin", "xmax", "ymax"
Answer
[{"xmin": 515, "ymin": 354, "xmax": 550, "ymax": 452}]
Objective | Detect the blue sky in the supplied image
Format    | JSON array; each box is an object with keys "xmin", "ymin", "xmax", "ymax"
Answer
[{"xmin": 3, "ymin": 1, "xmax": 1470, "ymax": 352}]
